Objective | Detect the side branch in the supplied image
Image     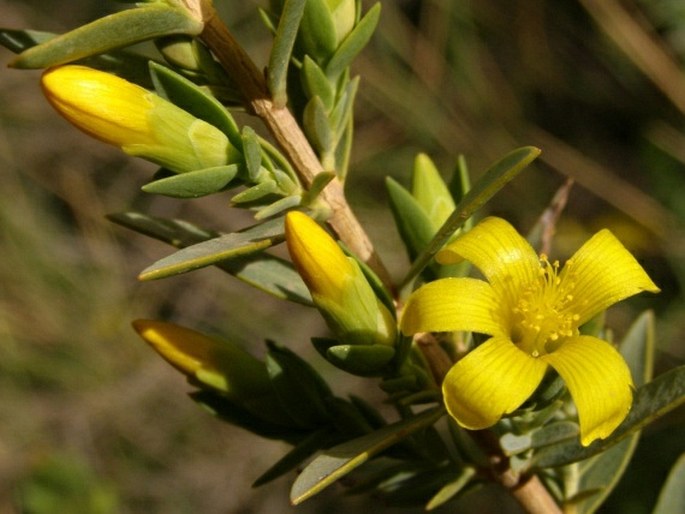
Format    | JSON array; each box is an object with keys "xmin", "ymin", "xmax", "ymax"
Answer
[{"xmin": 196, "ymin": 1, "xmax": 392, "ymax": 288}]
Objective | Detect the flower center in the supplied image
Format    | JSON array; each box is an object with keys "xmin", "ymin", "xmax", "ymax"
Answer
[{"xmin": 510, "ymin": 255, "xmax": 580, "ymax": 357}]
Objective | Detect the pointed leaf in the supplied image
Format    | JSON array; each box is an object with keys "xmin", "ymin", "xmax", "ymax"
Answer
[
  {"xmin": 268, "ymin": 0, "xmax": 307, "ymax": 107},
  {"xmin": 190, "ymin": 390, "xmax": 304, "ymax": 443},
  {"xmin": 241, "ymin": 126, "xmax": 263, "ymax": 182},
  {"xmin": 0, "ymin": 29, "xmax": 54, "ymax": 53},
  {"xmin": 301, "ymin": 56, "xmax": 335, "ymax": 110},
  {"xmin": 401, "ymin": 146, "xmax": 541, "ymax": 288},
  {"xmin": 142, "ymin": 165, "xmax": 238, "ymax": 198},
  {"xmin": 138, "ymin": 217, "xmax": 285, "ymax": 280},
  {"xmin": 11, "ymin": 5, "xmax": 203, "ymax": 69},
  {"xmin": 653, "ymin": 453, "xmax": 685, "ymax": 514},
  {"xmin": 303, "ymin": 95, "xmax": 334, "ymax": 155},
  {"xmin": 425, "ymin": 466, "xmax": 477, "ymax": 510},
  {"xmin": 325, "ymin": 3, "xmax": 381, "ymax": 79},
  {"xmin": 529, "ymin": 364, "xmax": 685, "ymax": 469},
  {"xmin": 149, "ymin": 62, "xmax": 241, "ymax": 146},
  {"xmin": 253, "ymin": 428, "xmax": 333, "ymax": 487},
  {"xmin": 386, "ymin": 176, "xmax": 436, "ymax": 260},
  {"xmin": 108, "ymin": 212, "xmax": 311, "ymax": 303},
  {"xmin": 290, "ymin": 407, "xmax": 444, "ymax": 504},
  {"xmin": 266, "ymin": 342, "xmax": 333, "ymax": 429}
]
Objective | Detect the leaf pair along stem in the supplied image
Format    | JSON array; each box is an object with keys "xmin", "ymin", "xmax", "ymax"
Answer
[{"xmin": 191, "ymin": 2, "xmax": 559, "ymax": 513}]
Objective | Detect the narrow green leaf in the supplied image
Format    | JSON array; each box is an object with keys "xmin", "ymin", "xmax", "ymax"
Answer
[
  {"xmin": 253, "ymin": 429, "xmax": 333, "ymax": 487},
  {"xmin": 11, "ymin": 5, "xmax": 203, "ymax": 69},
  {"xmin": 141, "ymin": 165, "xmax": 238, "ymax": 198},
  {"xmin": 0, "ymin": 29, "xmax": 54, "ymax": 53},
  {"xmin": 241, "ymin": 126, "xmax": 263, "ymax": 182},
  {"xmin": 386, "ymin": 176, "xmax": 436, "ymax": 261},
  {"xmin": 329, "ymin": 76, "xmax": 359, "ymax": 143},
  {"xmin": 531, "ymin": 421, "xmax": 579, "ymax": 449},
  {"xmin": 107, "ymin": 212, "xmax": 312, "ymax": 304},
  {"xmin": 138, "ymin": 217, "xmax": 285, "ymax": 280},
  {"xmin": 565, "ymin": 311, "xmax": 655, "ymax": 514},
  {"xmin": 149, "ymin": 62, "xmax": 242, "ymax": 147},
  {"xmin": 653, "ymin": 453, "xmax": 685, "ymax": 514},
  {"xmin": 325, "ymin": 344, "xmax": 395, "ymax": 376},
  {"xmin": 303, "ymin": 96, "xmax": 334, "ymax": 154},
  {"xmin": 449, "ymin": 154, "xmax": 472, "ymax": 203},
  {"xmin": 529, "ymin": 364, "xmax": 685, "ymax": 469},
  {"xmin": 231, "ymin": 180, "xmax": 279, "ymax": 203},
  {"xmin": 400, "ymin": 146, "xmax": 541, "ymax": 288},
  {"xmin": 425, "ymin": 466, "xmax": 477, "ymax": 511},
  {"xmin": 298, "ymin": 0, "xmax": 337, "ymax": 62},
  {"xmin": 325, "ymin": 3, "xmax": 381, "ymax": 79},
  {"xmin": 268, "ymin": 0, "xmax": 307, "ymax": 107},
  {"xmin": 290, "ymin": 407, "xmax": 445, "ymax": 504},
  {"xmin": 301, "ymin": 56, "xmax": 335, "ymax": 110},
  {"xmin": 191, "ymin": 390, "xmax": 305, "ymax": 443},
  {"xmin": 266, "ymin": 342, "xmax": 333, "ymax": 429}
]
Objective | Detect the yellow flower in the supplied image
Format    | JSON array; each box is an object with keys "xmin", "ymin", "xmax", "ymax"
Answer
[
  {"xmin": 285, "ymin": 211, "xmax": 396, "ymax": 346},
  {"xmin": 400, "ymin": 217, "xmax": 660, "ymax": 446},
  {"xmin": 41, "ymin": 65, "xmax": 238, "ymax": 173}
]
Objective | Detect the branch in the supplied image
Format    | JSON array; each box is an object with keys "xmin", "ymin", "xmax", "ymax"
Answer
[{"xmin": 194, "ymin": 0, "xmax": 393, "ymax": 289}]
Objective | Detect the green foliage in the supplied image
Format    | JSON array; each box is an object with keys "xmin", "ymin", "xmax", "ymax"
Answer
[{"xmin": 2, "ymin": 1, "xmax": 683, "ymax": 513}]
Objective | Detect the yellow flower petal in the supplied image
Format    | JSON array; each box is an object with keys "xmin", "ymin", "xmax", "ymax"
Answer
[
  {"xmin": 442, "ymin": 336, "xmax": 548, "ymax": 429},
  {"xmin": 285, "ymin": 211, "xmax": 356, "ymax": 299},
  {"xmin": 437, "ymin": 217, "xmax": 540, "ymax": 305},
  {"xmin": 541, "ymin": 335, "xmax": 633, "ymax": 446},
  {"xmin": 561, "ymin": 229, "xmax": 660, "ymax": 324},
  {"xmin": 42, "ymin": 65, "xmax": 158, "ymax": 146},
  {"xmin": 400, "ymin": 278, "xmax": 503, "ymax": 336}
]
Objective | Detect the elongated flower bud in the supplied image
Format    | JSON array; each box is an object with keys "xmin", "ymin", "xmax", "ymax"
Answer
[
  {"xmin": 132, "ymin": 319, "xmax": 292, "ymax": 425},
  {"xmin": 41, "ymin": 65, "xmax": 239, "ymax": 173},
  {"xmin": 285, "ymin": 211, "xmax": 396, "ymax": 346}
]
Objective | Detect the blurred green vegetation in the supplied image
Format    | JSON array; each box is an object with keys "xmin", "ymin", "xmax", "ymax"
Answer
[{"xmin": 1, "ymin": 0, "xmax": 683, "ymax": 513}]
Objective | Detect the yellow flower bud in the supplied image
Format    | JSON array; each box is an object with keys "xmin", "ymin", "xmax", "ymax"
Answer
[
  {"xmin": 41, "ymin": 65, "xmax": 239, "ymax": 173},
  {"xmin": 285, "ymin": 211, "xmax": 396, "ymax": 346}
]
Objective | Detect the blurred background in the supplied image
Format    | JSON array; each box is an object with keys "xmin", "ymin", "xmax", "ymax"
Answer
[{"xmin": 1, "ymin": 0, "xmax": 683, "ymax": 512}]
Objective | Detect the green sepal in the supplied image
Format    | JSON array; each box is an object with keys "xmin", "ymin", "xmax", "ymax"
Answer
[
  {"xmin": 11, "ymin": 4, "xmax": 203, "ymax": 69},
  {"xmin": 141, "ymin": 164, "xmax": 238, "ymax": 198},
  {"xmin": 563, "ymin": 311, "xmax": 655, "ymax": 514},
  {"xmin": 266, "ymin": 342, "xmax": 333, "ymax": 429},
  {"xmin": 253, "ymin": 428, "xmax": 333, "ymax": 487},
  {"xmin": 190, "ymin": 390, "xmax": 305, "ymax": 443},
  {"xmin": 138, "ymin": 217, "xmax": 285, "ymax": 280},
  {"xmin": 148, "ymin": 61, "xmax": 242, "ymax": 148},
  {"xmin": 301, "ymin": 56, "xmax": 335, "ymax": 110},
  {"xmin": 653, "ymin": 454, "xmax": 685, "ymax": 514},
  {"xmin": 107, "ymin": 212, "xmax": 312, "ymax": 304},
  {"xmin": 325, "ymin": 3, "xmax": 381, "ymax": 79},
  {"xmin": 528, "ymin": 364, "xmax": 685, "ymax": 470},
  {"xmin": 386, "ymin": 176, "xmax": 436, "ymax": 261},
  {"xmin": 303, "ymin": 96, "xmax": 334, "ymax": 155},
  {"xmin": 290, "ymin": 406, "xmax": 445, "ymax": 505},
  {"xmin": 267, "ymin": 0, "xmax": 308, "ymax": 107},
  {"xmin": 401, "ymin": 146, "xmax": 541, "ymax": 288},
  {"xmin": 325, "ymin": 344, "xmax": 395, "ymax": 376}
]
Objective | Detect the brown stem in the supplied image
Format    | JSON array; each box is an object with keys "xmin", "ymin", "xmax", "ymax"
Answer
[
  {"xmin": 195, "ymin": 0, "xmax": 392, "ymax": 289},
  {"xmin": 417, "ymin": 334, "xmax": 563, "ymax": 514}
]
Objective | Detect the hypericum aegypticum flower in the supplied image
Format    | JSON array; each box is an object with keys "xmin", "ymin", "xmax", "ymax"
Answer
[
  {"xmin": 285, "ymin": 211, "xmax": 396, "ymax": 346},
  {"xmin": 41, "ymin": 65, "xmax": 239, "ymax": 173},
  {"xmin": 400, "ymin": 217, "xmax": 659, "ymax": 445}
]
